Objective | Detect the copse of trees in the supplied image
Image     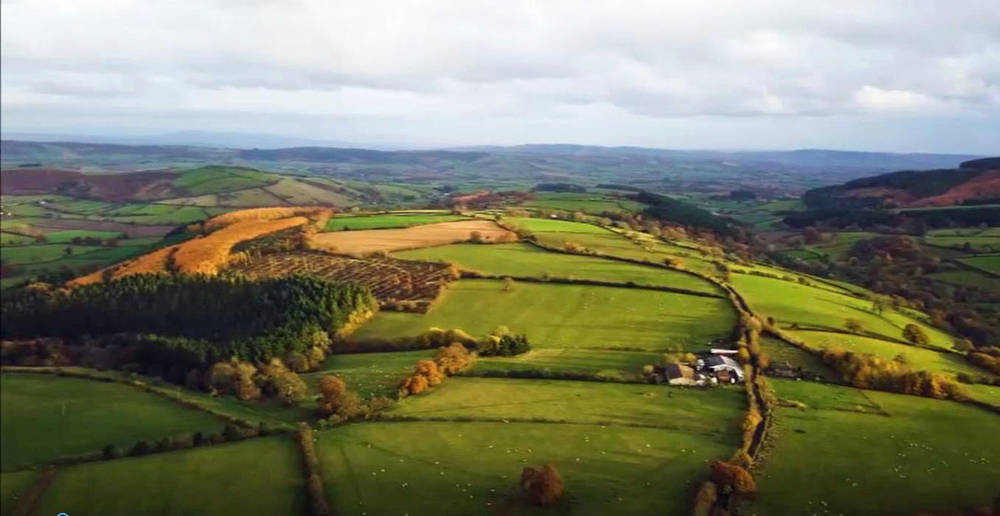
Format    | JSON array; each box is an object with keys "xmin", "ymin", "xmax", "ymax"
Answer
[
  {"xmin": 820, "ymin": 348, "xmax": 965, "ymax": 400},
  {"xmin": 520, "ymin": 464, "xmax": 564, "ymax": 505},
  {"xmin": 399, "ymin": 342, "xmax": 477, "ymax": 397},
  {"xmin": 1, "ymin": 274, "xmax": 377, "ymax": 367}
]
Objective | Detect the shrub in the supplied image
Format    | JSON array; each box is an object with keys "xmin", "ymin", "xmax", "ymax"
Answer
[
  {"xmin": 709, "ymin": 461, "xmax": 756, "ymax": 494},
  {"xmin": 434, "ymin": 342, "xmax": 476, "ymax": 374},
  {"xmin": 102, "ymin": 444, "xmax": 121, "ymax": 460},
  {"xmin": 902, "ymin": 324, "xmax": 930, "ymax": 346},
  {"xmin": 845, "ymin": 318, "xmax": 864, "ymax": 333},
  {"xmin": 520, "ymin": 464, "xmax": 564, "ymax": 505},
  {"xmin": 129, "ymin": 440, "xmax": 152, "ymax": 457},
  {"xmin": 413, "ymin": 360, "xmax": 445, "ymax": 386}
]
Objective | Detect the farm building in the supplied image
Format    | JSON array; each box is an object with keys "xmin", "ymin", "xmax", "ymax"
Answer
[
  {"xmin": 696, "ymin": 354, "xmax": 745, "ymax": 384},
  {"xmin": 662, "ymin": 364, "xmax": 699, "ymax": 385}
]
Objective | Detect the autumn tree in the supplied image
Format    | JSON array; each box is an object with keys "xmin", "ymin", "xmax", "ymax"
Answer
[
  {"xmin": 520, "ymin": 464, "xmax": 564, "ymax": 505},
  {"xmin": 709, "ymin": 461, "xmax": 756, "ymax": 494},
  {"xmin": 413, "ymin": 360, "xmax": 444, "ymax": 386},
  {"xmin": 434, "ymin": 342, "xmax": 476, "ymax": 374},
  {"xmin": 902, "ymin": 324, "xmax": 929, "ymax": 346},
  {"xmin": 845, "ymin": 318, "xmax": 864, "ymax": 333}
]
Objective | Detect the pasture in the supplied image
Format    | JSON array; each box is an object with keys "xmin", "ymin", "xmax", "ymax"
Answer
[
  {"xmin": 0, "ymin": 374, "xmax": 224, "ymax": 471},
  {"xmin": 473, "ymin": 348, "xmax": 661, "ymax": 380},
  {"xmin": 730, "ymin": 273, "xmax": 955, "ymax": 350},
  {"xmin": 394, "ymin": 242, "xmax": 721, "ymax": 294},
  {"xmin": 521, "ymin": 192, "xmax": 645, "ymax": 214},
  {"xmin": 384, "ymin": 377, "xmax": 745, "ymax": 427},
  {"xmin": 31, "ymin": 437, "xmax": 306, "ymax": 516},
  {"xmin": 313, "ymin": 220, "xmax": 514, "ymax": 255},
  {"xmin": 325, "ymin": 212, "xmax": 466, "ymax": 231},
  {"xmin": 786, "ymin": 331, "xmax": 989, "ymax": 380},
  {"xmin": 353, "ymin": 279, "xmax": 736, "ymax": 351},
  {"xmin": 958, "ymin": 254, "xmax": 1000, "ymax": 274},
  {"xmin": 173, "ymin": 166, "xmax": 277, "ymax": 195},
  {"xmin": 0, "ymin": 471, "xmax": 34, "ymax": 516},
  {"xmin": 1, "ymin": 243, "xmax": 104, "ymax": 264},
  {"xmin": 301, "ymin": 349, "xmax": 436, "ymax": 400},
  {"xmin": 526, "ymin": 227, "xmax": 717, "ymax": 275},
  {"xmin": 321, "ymin": 384, "xmax": 740, "ymax": 516},
  {"xmin": 748, "ymin": 379, "xmax": 1000, "ymax": 516}
]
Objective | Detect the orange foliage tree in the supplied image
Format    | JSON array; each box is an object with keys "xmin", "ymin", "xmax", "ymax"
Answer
[{"xmin": 520, "ymin": 464, "xmax": 564, "ymax": 505}]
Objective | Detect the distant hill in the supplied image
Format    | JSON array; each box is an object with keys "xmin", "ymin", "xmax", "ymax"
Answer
[{"xmin": 803, "ymin": 158, "xmax": 1000, "ymax": 210}]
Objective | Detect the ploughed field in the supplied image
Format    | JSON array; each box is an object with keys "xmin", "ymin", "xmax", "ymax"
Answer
[{"xmin": 312, "ymin": 220, "xmax": 514, "ymax": 255}]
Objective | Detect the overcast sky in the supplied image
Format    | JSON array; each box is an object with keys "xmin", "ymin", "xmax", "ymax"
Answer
[{"xmin": 2, "ymin": 0, "xmax": 999, "ymax": 153}]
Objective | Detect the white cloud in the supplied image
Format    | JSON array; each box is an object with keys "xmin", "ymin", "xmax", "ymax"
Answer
[{"xmin": 1, "ymin": 0, "xmax": 999, "ymax": 152}]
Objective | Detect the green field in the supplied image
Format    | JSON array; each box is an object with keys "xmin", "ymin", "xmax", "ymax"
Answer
[
  {"xmin": 958, "ymin": 254, "xmax": 1000, "ymax": 274},
  {"xmin": 325, "ymin": 213, "xmax": 466, "ymax": 231},
  {"xmin": 385, "ymin": 377, "xmax": 744, "ymax": 427},
  {"xmin": 321, "ymin": 378, "xmax": 743, "ymax": 516},
  {"xmin": 0, "ymin": 374, "xmax": 225, "ymax": 471},
  {"xmin": 759, "ymin": 336, "xmax": 839, "ymax": 381},
  {"xmin": 748, "ymin": 380, "xmax": 1000, "ymax": 516},
  {"xmin": 731, "ymin": 273, "xmax": 955, "ymax": 350},
  {"xmin": 394, "ymin": 243, "xmax": 721, "ymax": 294},
  {"xmin": 0, "ymin": 471, "xmax": 35, "ymax": 516},
  {"xmin": 521, "ymin": 192, "xmax": 645, "ymax": 214},
  {"xmin": 301, "ymin": 349, "xmax": 435, "ymax": 400},
  {"xmin": 506, "ymin": 217, "xmax": 611, "ymax": 234},
  {"xmin": 0, "ymin": 243, "xmax": 105, "ymax": 264},
  {"xmin": 32, "ymin": 437, "xmax": 306, "ymax": 516},
  {"xmin": 787, "ymin": 330, "xmax": 990, "ymax": 380},
  {"xmin": 174, "ymin": 166, "xmax": 277, "ymax": 195},
  {"xmin": 0, "ymin": 232, "xmax": 35, "ymax": 246},
  {"xmin": 353, "ymin": 279, "xmax": 736, "ymax": 351},
  {"xmin": 780, "ymin": 232, "xmax": 877, "ymax": 261},
  {"xmin": 473, "ymin": 348, "xmax": 661, "ymax": 380}
]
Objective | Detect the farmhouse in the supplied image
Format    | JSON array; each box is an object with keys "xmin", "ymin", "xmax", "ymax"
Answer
[{"xmin": 696, "ymin": 354, "xmax": 745, "ymax": 384}]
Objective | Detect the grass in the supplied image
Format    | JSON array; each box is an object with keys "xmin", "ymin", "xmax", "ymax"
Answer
[
  {"xmin": 320, "ymin": 379, "xmax": 742, "ymax": 516},
  {"xmin": 0, "ymin": 374, "xmax": 225, "ymax": 471},
  {"xmin": 394, "ymin": 242, "xmax": 721, "ymax": 294},
  {"xmin": 385, "ymin": 377, "xmax": 744, "ymax": 427},
  {"xmin": 730, "ymin": 273, "xmax": 955, "ymax": 350},
  {"xmin": 748, "ymin": 379, "xmax": 1000, "ymax": 516},
  {"xmin": 473, "ymin": 348, "xmax": 662, "ymax": 379},
  {"xmin": 786, "ymin": 331, "xmax": 989, "ymax": 380},
  {"xmin": 353, "ymin": 279, "xmax": 736, "ymax": 351},
  {"xmin": 42, "ymin": 229, "xmax": 125, "ymax": 242},
  {"xmin": 0, "ymin": 232, "xmax": 35, "ymax": 245},
  {"xmin": 958, "ymin": 255, "xmax": 1000, "ymax": 274},
  {"xmin": 505, "ymin": 217, "xmax": 611, "ymax": 234},
  {"xmin": 301, "ymin": 350, "xmax": 436, "ymax": 400},
  {"xmin": 0, "ymin": 471, "xmax": 35, "ymax": 516},
  {"xmin": 530, "ymin": 227, "xmax": 718, "ymax": 275},
  {"xmin": 926, "ymin": 270, "xmax": 1000, "ymax": 294},
  {"xmin": 0, "ymin": 243, "xmax": 105, "ymax": 264},
  {"xmin": 32, "ymin": 436, "xmax": 306, "ymax": 516},
  {"xmin": 326, "ymin": 213, "xmax": 466, "ymax": 231},
  {"xmin": 521, "ymin": 192, "xmax": 645, "ymax": 214},
  {"xmin": 174, "ymin": 166, "xmax": 276, "ymax": 195},
  {"xmin": 964, "ymin": 383, "xmax": 1000, "ymax": 408}
]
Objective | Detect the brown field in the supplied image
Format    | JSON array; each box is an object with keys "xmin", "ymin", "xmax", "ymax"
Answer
[
  {"xmin": 312, "ymin": 220, "xmax": 514, "ymax": 255},
  {"xmin": 0, "ymin": 168, "xmax": 181, "ymax": 201},
  {"xmin": 202, "ymin": 206, "xmax": 328, "ymax": 232},
  {"xmin": 912, "ymin": 170, "xmax": 1000, "ymax": 207}
]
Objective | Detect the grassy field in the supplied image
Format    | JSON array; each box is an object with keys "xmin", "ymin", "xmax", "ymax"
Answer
[
  {"xmin": 353, "ymin": 279, "xmax": 736, "ymax": 351},
  {"xmin": 320, "ymin": 379, "xmax": 743, "ymax": 516},
  {"xmin": 0, "ymin": 374, "xmax": 225, "ymax": 471},
  {"xmin": 325, "ymin": 213, "xmax": 466, "ymax": 231},
  {"xmin": 964, "ymin": 383, "xmax": 1000, "ymax": 408},
  {"xmin": 385, "ymin": 377, "xmax": 745, "ymax": 427},
  {"xmin": 174, "ymin": 166, "xmax": 277, "ymax": 195},
  {"xmin": 958, "ymin": 254, "xmax": 1000, "ymax": 274},
  {"xmin": 787, "ymin": 330, "xmax": 990, "ymax": 380},
  {"xmin": 1, "ymin": 243, "xmax": 105, "ymax": 264},
  {"xmin": 314, "ymin": 220, "xmax": 513, "ymax": 254},
  {"xmin": 473, "ymin": 348, "xmax": 661, "ymax": 380},
  {"xmin": 505, "ymin": 217, "xmax": 611, "ymax": 234},
  {"xmin": 759, "ymin": 336, "xmax": 839, "ymax": 381},
  {"xmin": 301, "ymin": 349, "xmax": 435, "ymax": 400},
  {"xmin": 748, "ymin": 380, "xmax": 1000, "ymax": 516},
  {"xmin": 0, "ymin": 232, "xmax": 36, "ymax": 245},
  {"xmin": 521, "ymin": 192, "xmax": 645, "ymax": 214},
  {"xmin": 927, "ymin": 270, "xmax": 1000, "ymax": 293},
  {"xmin": 394, "ymin": 242, "xmax": 721, "ymax": 294},
  {"xmin": 32, "ymin": 437, "xmax": 306, "ymax": 516},
  {"xmin": 0, "ymin": 471, "xmax": 35, "ymax": 516},
  {"xmin": 730, "ymin": 273, "xmax": 955, "ymax": 350},
  {"xmin": 779, "ymin": 232, "xmax": 877, "ymax": 262}
]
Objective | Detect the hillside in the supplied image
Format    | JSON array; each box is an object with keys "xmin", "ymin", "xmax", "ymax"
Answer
[{"xmin": 803, "ymin": 159, "xmax": 1000, "ymax": 210}]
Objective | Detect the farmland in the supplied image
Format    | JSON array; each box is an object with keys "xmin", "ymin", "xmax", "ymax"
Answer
[
  {"xmin": 312, "ymin": 219, "xmax": 514, "ymax": 255},
  {"xmin": 958, "ymin": 254, "xmax": 1000, "ymax": 274},
  {"xmin": 352, "ymin": 279, "xmax": 736, "ymax": 351},
  {"xmin": 747, "ymin": 379, "xmax": 1000, "ymax": 516},
  {"xmin": 301, "ymin": 349, "xmax": 436, "ymax": 400},
  {"xmin": 30, "ymin": 437, "xmax": 306, "ymax": 516},
  {"xmin": 394, "ymin": 242, "xmax": 721, "ymax": 294},
  {"xmin": 230, "ymin": 250, "xmax": 455, "ymax": 304},
  {"xmin": 521, "ymin": 192, "xmax": 645, "ymax": 214},
  {"xmin": 319, "ymin": 378, "xmax": 744, "ymax": 516},
  {"xmin": 473, "ymin": 348, "xmax": 662, "ymax": 379},
  {"xmin": 325, "ymin": 212, "xmax": 467, "ymax": 231},
  {"xmin": 0, "ymin": 374, "xmax": 224, "ymax": 471}
]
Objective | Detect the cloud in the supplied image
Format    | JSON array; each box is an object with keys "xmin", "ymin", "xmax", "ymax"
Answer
[{"xmin": 1, "ymin": 0, "xmax": 998, "ymax": 152}]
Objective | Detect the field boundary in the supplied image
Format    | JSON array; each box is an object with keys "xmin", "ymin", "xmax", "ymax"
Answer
[
  {"xmin": 459, "ymin": 271, "xmax": 726, "ymax": 299},
  {"xmin": 7, "ymin": 468, "xmax": 56, "ymax": 516}
]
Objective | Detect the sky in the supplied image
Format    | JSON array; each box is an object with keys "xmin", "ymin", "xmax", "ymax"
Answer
[{"xmin": 2, "ymin": 0, "xmax": 999, "ymax": 153}]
